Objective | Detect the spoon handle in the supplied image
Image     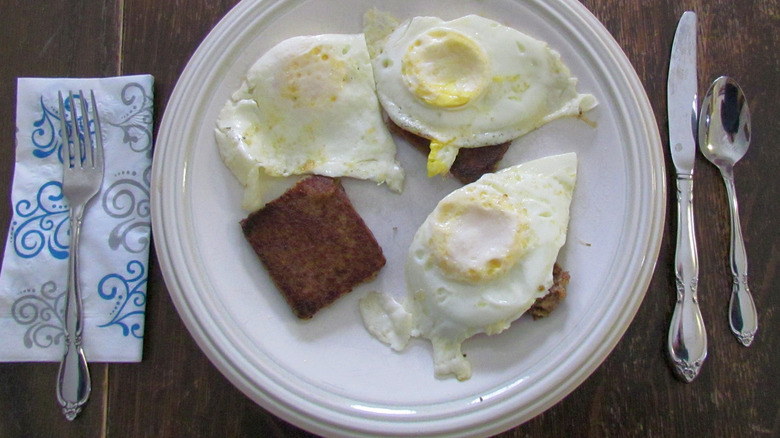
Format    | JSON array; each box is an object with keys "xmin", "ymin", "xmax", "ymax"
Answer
[
  {"xmin": 722, "ymin": 172, "xmax": 758, "ymax": 346},
  {"xmin": 668, "ymin": 176, "xmax": 708, "ymax": 382}
]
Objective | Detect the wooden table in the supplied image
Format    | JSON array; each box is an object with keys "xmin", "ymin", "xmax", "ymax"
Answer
[{"xmin": 1, "ymin": 1, "xmax": 778, "ymax": 436}]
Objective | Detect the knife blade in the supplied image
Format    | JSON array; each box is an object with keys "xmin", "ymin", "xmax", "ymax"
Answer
[
  {"xmin": 666, "ymin": 11, "xmax": 708, "ymax": 383},
  {"xmin": 668, "ymin": 11, "xmax": 699, "ymax": 175}
]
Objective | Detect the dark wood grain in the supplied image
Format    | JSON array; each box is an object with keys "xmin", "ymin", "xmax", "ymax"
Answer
[
  {"xmin": 0, "ymin": 1, "xmax": 120, "ymax": 437},
  {"xmin": 0, "ymin": 0, "xmax": 778, "ymax": 437}
]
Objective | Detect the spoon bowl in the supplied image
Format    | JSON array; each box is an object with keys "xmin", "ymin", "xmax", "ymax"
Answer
[
  {"xmin": 698, "ymin": 76, "xmax": 758, "ymax": 346},
  {"xmin": 699, "ymin": 76, "xmax": 751, "ymax": 170}
]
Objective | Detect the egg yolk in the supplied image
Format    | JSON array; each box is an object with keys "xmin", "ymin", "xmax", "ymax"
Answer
[
  {"xmin": 428, "ymin": 191, "xmax": 530, "ymax": 283},
  {"xmin": 401, "ymin": 29, "xmax": 490, "ymax": 108},
  {"xmin": 427, "ymin": 138, "xmax": 456, "ymax": 177}
]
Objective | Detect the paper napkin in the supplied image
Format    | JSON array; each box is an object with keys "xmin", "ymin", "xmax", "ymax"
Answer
[{"xmin": 0, "ymin": 76, "xmax": 154, "ymax": 362}]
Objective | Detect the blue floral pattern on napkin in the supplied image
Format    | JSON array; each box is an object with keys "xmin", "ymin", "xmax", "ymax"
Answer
[
  {"xmin": 11, "ymin": 181, "xmax": 69, "ymax": 260},
  {"xmin": 98, "ymin": 260, "xmax": 147, "ymax": 338}
]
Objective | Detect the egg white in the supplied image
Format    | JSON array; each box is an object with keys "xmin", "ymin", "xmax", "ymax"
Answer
[
  {"xmin": 360, "ymin": 152, "xmax": 577, "ymax": 380},
  {"xmin": 215, "ymin": 33, "xmax": 404, "ymax": 210},
  {"xmin": 365, "ymin": 12, "xmax": 596, "ymax": 176}
]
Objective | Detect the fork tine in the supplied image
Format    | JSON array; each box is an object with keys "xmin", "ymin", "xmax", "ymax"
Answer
[
  {"xmin": 76, "ymin": 89, "xmax": 94, "ymax": 168},
  {"xmin": 89, "ymin": 90, "xmax": 104, "ymax": 169},
  {"xmin": 68, "ymin": 91, "xmax": 80, "ymax": 168},
  {"xmin": 57, "ymin": 91, "xmax": 72, "ymax": 168}
]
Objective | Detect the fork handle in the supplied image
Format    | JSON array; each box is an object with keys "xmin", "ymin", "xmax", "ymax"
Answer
[
  {"xmin": 56, "ymin": 208, "xmax": 92, "ymax": 421},
  {"xmin": 722, "ymin": 172, "xmax": 758, "ymax": 346}
]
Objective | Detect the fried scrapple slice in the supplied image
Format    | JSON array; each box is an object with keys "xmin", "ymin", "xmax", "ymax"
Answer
[
  {"xmin": 530, "ymin": 263, "xmax": 570, "ymax": 320},
  {"xmin": 388, "ymin": 121, "xmax": 510, "ymax": 184},
  {"xmin": 240, "ymin": 176, "xmax": 386, "ymax": 319}
]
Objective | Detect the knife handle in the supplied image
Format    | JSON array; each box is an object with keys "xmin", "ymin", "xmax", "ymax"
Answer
[
  {"xmin": 667, "ymin": 175, "xmax": 708, "ymax": 382},
  {"xmin": 722, "ymin": 172, "xmax": 758, "ymax": 346}
]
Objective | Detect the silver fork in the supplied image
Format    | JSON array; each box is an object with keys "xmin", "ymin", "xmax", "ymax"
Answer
[{"xmin": 56, "ymin": 90, "xmax": 105, "ymax": 421}]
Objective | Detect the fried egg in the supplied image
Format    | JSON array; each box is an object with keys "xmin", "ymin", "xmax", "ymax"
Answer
[
  {"xmin": 215, "ymin": 33, "xmax": 404, "ymax": 210},
  {"xmin": 364, "ymin": 11, "xmax": 596, "ymax": 177},
  {"xmin": 360, "ymin": 153, "xmax": 577, "ymax": 380}
]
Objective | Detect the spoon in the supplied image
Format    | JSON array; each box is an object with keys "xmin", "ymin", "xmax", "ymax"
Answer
[{"xmin": 698, "ymin": 76, "xmax": 758, "ymax": 346}]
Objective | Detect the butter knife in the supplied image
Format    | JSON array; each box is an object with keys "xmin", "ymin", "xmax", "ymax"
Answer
[{"xmin": 667, "ymin": 11, "xmax": 707, "ymax": 383}]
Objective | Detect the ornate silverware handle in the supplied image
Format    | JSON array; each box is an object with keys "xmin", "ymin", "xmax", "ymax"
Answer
[
  {"xmin": 722, "ymin": 171, "xmax": 758, "ymax": 346},
  {"xmin": 667, "ymin": 176, "xmax": 708, "ymax": 382},
  {"xmin": 56, "ymin": 205, "xmax": 92, "ymax": 421}
]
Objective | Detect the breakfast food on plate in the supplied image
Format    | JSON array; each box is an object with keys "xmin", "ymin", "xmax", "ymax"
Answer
[
  {"xmin": 241, "ymin": 175, "xmax": 386, "ymax": 319},
  {"xmin": 359, "ymin": 153, "xmax": 577, "ymax": 380},
  {"xmin": 388, "ymin": 120, "xmax": 510, "ymax": 184},
  {"xmin": 214, "ymin": 11, "xmax": 590, "ymax": 378},
  {"xmin": 364, "ymin": 10, "xmax": 597, "ymax": 177},
  {"xmin": 216, "ymin": 33, "xmax": 404, "ymax": 211}
]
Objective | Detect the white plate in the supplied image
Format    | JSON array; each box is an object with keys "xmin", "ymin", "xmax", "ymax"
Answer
[{"xmin": 151, "ymin": 0, "xmax": 665, "ymax": 436}]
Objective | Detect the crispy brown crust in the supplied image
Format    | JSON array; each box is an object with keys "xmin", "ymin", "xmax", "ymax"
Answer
[
  {"xmin": 387, "ymin": 121, "xmax": 510, "ymax": 184},
  {"xmin": 240, "ymin": 176, "xmax": 386, "ymax": 319},
  {"xmin": 529, "ymin": 263, "xmax": 570, "ymax": 320},
  {"xmin": 450, "ymin": 143, "xmax": 511, "ymax": 184}
]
